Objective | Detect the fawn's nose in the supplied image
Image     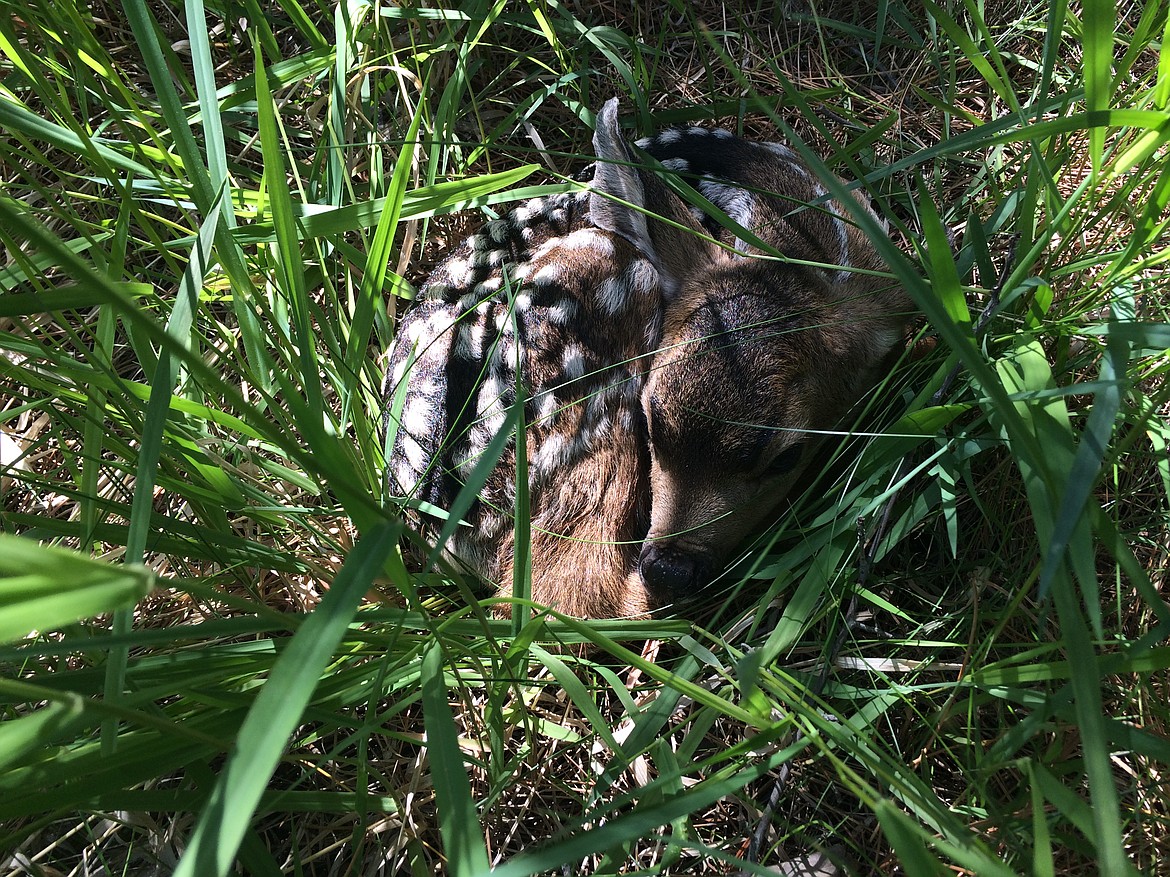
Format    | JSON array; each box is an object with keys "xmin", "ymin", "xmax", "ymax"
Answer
[{"xmin": 639, "ymin": 543, "xmax": 712, "ymax": 602}]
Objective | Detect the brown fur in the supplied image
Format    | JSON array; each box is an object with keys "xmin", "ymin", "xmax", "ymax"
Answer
[
  {"xmin": 589, "ymin": 107, "xmax": 915, "ymax": 609},
  {"xmin": 385, "ymin": 100, "xmax": 913, "ymax": 618}
]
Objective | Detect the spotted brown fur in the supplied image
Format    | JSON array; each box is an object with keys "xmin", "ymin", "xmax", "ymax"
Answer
[{"xmin": 384, "ymin": 100, "xmax": 915, "ymax": 618}]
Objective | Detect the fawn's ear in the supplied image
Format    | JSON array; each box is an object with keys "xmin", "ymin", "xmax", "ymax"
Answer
[
  {"xmin": 590, "ymin": 98, "xmax": 721, "ymax": 298},
  {"xmin": 590, "ymin": 99, "xmax": 651, "ymax": 253}
]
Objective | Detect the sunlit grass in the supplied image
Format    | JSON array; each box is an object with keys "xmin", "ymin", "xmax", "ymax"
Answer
[{"xmin": 1, "ymin": 0, "xmax": 1168, "ymax": 874}]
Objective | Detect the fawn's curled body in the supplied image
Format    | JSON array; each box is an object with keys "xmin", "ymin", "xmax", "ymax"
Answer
[{"xmin": 384, "ymin": 100, "xmax": 914, "ymax": 617}]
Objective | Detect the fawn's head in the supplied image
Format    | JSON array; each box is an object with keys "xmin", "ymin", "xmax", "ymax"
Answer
[{"xmin": 590, "ymin": 99, "xmax": 915, "ymax": 608}]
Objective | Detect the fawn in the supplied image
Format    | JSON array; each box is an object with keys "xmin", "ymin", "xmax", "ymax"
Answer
[{"xmin": 383, "ymin": 99, "xmax": 914, "ymax": 618}]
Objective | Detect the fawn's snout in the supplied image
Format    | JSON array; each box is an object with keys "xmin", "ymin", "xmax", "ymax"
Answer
[{"xmin": 638, "ymin": 541, "xmax": 716, "ymax": 601}]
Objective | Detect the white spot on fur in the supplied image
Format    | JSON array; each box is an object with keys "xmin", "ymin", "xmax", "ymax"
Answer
[
  {"xmin": 533, "ymin": 262, "xmax": 562, "ymax": 285},
  {"xmin": 424, "ymin": 310, "xmax": 456, "ymax": 340},
  {"xmin": 533, "ymin": 433, "xmax": 571, "ymax": 477},
  {"xmin": 446, "ymin": 258, "xmax": 475, "ymax": 287},
  {"xmin": 596, "ymin": 276, "xmax": 629, "ymax": 315},
  {"xmin": 392, "ymin": 459, "xmax": 418, "ymax": 493},
  {"xmin": 625, "ymin": 258, "xmax": 657, "ymax": 296},
  {"xmin": 763, "ymin": 141, "xmax": 798, "ymax": 162},
  {"xmin": 514, "ymin": 198, "xmax": 545, "ymax": 223},
  {"xmin": 495, "ymin": 333, "xmax": 524, "ymax": 369},
  {"xmin": 713, "ymin": 128, "xmax": 733, "ymax": 139},
  {"xmin": 548, "ymin": 297, "xmax": 579, "ymax": 325},
  {"xmin": 662, "ymin": 157, "xmax": 689, "ymax": 172},
  {"xmin": 482, "ymin": 408, "xmax": 506, "ymax": 438},
  {"xmin": 699, "ymin": 179, "xmax": 756, "ymax": 231},
  {"xmin": 656, "ymin": 129, "xmax": 682, "ymax": 145},
  {"xmin": 827, "ymin": 201, "xmax": 850, "ymax": 272},
  {"xmin": 872, "ymin": 326, "xmax": 901, "ymax": 355},
  {"xmin": 561, "ymin": 345, "xmax": 586, "ymax": 379},
  {"xmin": 533, "ymin": 389, "xmax": 557, "ymax": 422},
  {"xmin": 402, "ymin": 396, "xmax": 433, "ymax": 438},
  {"xmin": 563, "ymin": 228, "xmax": 614, "ymax": 257},
  {"xmin": 478, "ymin": 376, "xmax": 506, "ymax": 414},
  {"xmin": 401, "ymin": 434, "xmax": 427, "ymax": 472}
]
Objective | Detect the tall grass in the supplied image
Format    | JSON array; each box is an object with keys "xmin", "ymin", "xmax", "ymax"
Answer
[{"xmin": 1, "ymin": 0, "xmax": 1168, "ymax": 874}]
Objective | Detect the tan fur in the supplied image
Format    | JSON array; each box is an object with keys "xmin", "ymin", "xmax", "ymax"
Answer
[{"xmin": 496, "ymin": 414, "xmax": 651, "ymax": 618}]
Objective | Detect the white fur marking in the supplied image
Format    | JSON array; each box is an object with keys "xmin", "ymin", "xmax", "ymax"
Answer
[
  {"xmin": 763, "ymin": 141, "xmax": 798, "ymax": 162},
  {"xmin": 401, "ymin": 397, "xmax": 433, "ymax": 438},
  {"xmin": 533, "ymin": 432, "xmax": 569, "ymax": 476},
  {"xmin": 392, "ymin": 459, "xmax": 418, "ymax": 493},
  {"xmin": 625, "ymin": 258, "xmax": 657, "ymax": 296},
  {"xmin": 561, "ymin": 345, "xmax": 586, "ymax": 380},
  {"xmin": 548, "ymin": 297, "xmax": 579, "ymax": 325},
  {"xmin": 564, "ymin": 228, "xmax": 614, "ymax": 256},
  {"xmin": 699, "ymin": 179, "xmax": 756, "ymax": 229},
  {"xmin": 391, "ymin": 357, "xmax": 409, "ymax": 385},
  {"xmin": 596, "ymin": 276, "xmax": 629, "ymax": 315},
  {"xmin": 533, "ymin": 262, "xmax": 562, "ymax": 285},
  {"xmin": 401, "ymin": 434, "xmax": 427, "ymax": 472},
  {"xmin": 534, "ymin": 390, "xmax": 557, "ymax": 422}
]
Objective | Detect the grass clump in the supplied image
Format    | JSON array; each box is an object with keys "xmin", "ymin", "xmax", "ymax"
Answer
[{"xmin": 1, "ymin": 0, "xmax": 1169, "ymax": 874}]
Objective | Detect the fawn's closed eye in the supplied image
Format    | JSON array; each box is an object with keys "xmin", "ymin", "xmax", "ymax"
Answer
[{"xmin": 765, "ymin": 442, "xmax": 804, "ymax": 476}]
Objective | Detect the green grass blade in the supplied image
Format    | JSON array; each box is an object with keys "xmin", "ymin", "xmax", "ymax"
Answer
[
  {"xmin": 341, "ymin": 99, "xmax": 426, "ymax": 421},
  {"xmin": 420, "ymin": 641, "xmax": 492, "ymax": 876},
  {"xmin": 101, "ymin": 183, "xmax": 224, "ymax": 751},
  {"xmin": 1083, "ymin": 0, "xmax": 1117, "ymax": 172},
  {"xmin": 0, "ymin": 536, "xmax": 154, "ymax": 644},
  {"xmin": 172, "ymin": 520, "xmax": 399, "ymax": 877}
]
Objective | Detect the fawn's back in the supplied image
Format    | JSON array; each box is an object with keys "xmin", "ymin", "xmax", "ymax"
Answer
[{"xmin": 384, "ymin": 117, "xmax": 661, "ymax": 616}]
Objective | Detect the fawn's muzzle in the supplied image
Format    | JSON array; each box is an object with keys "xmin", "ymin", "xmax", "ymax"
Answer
[{"xmin": 639, "ymin": 542, "xmax": 715, "ymax": 603}]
